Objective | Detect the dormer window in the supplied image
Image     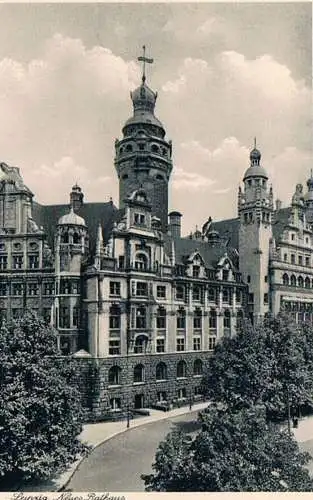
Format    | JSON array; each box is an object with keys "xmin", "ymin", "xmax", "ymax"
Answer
[
  {"xmin": 193, "ymin": 265, "xmax": 200, "ymax": 278},
  {"xmin": 134, "ymin": 213, "xmax": 146, "ymax": 225}
]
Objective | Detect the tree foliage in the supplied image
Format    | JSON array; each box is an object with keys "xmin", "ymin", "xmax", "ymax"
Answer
[
  {"xmin": 205, "ymin": 314, "xmax": 313, "ymax": 418},
  {"xmin": 0, "ymin": 312, "xmax": 86, "ymax": 487},
  {"xmin": 142, "ymin": 404, "xmax": 313, "ymax": 492}
]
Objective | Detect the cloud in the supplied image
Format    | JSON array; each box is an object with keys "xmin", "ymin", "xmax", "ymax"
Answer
[{"xmin": 172, "ymin": 167, "xmax": 216, "ymax": 191}]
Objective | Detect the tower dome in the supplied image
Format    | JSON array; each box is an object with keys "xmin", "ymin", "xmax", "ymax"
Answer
[
  {"xmin": 243, "ymin": 141, "xmax": 268, "ymax": 181},
  {"xmin": 58, "ymin": 206, "xmax": 86, "ymax": 227}
]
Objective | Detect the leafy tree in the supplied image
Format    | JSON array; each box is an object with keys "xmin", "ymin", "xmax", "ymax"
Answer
[
  {"xmin": 0, "ymin": 312, "xmax": 87, "ymax": 487},
  {"xmin": 142, "ymin": 404, "xmax": 313, "ymax": 492},
  {"xmin": 204, "ymin": 314, "xmax": 313, "ymax": 419}
]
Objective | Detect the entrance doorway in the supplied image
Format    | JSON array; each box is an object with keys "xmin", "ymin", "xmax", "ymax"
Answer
[{"xmin": 134, "ymin": 394, "xmax": 144, "ymax": 409}]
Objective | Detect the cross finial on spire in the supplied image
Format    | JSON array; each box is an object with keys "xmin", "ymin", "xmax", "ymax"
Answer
[
  {"xmin": 138, "ymin": 45, "xmax": 154, "ymax": 83},
  {"xmin": 254, "ymin": 137, "xmax": 257, "ymax": 149}
]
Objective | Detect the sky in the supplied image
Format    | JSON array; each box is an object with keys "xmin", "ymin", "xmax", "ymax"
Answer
[{"xmin": 0, "ymin": 3, "xmax": 311, "ymax": 234}]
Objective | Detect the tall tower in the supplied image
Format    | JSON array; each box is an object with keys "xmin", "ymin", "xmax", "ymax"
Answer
[
  {"xmin": 238, "ymin": 143, "xmax": 274, "ymax": 321},
  {"xmin": 114, "ymin": 47, "xmax": 173, "ymax": 231}
]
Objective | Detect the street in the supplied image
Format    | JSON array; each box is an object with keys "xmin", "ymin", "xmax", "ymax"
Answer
[{"xmin": 66, "ymin": 411, "xmax": 201, "ymax": 492}]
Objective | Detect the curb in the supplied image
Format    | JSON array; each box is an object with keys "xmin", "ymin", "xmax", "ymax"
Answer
[{"xmin": 58, "ymin": 402, "xmax": 208, "ymax": 492}]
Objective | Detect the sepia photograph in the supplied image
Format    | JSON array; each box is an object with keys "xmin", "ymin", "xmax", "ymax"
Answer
[{"xmin": 0, "ymin": 1, "xmax": 312, "ymax": 494}]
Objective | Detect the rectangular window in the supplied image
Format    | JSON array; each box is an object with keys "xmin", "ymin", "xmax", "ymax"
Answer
[
  {"xmin": 193, "ymin": 265, "xmax": 200, "ymax": 278},
  {"xmin": 72, "ymin": 281, "xmax": 80, "ymax": 294},
  {"xmin": 134, "ymin": 213, "xmax": 146, "ymax": 225},
  {"xmin": 236, "ymin": 290, "xmax": 241, "ymax": 303},
  {"xmin": 248, "ymin": 293, "xmax": 254, "ymax": 304},
  {"xmin": 264, "ymin": 275, "xmax": 268, "ymax": 283},
  {"xmin": 156, "ymin": 309, "xmax": 166, "ymax": 329},
  {"xmin": 193, "ymin": 313, "xmax": 202, "ymax": 330},
  {"xmin": 27, "ymin": 283, "xmax": 39, "ymax": 296},
  {"xmin": 193, "ymin": 337, "xmax": 201, "ymax": 351},
  {"xmin": 209, "ymin": 310, "xmax": 217, "ymax": 329},
  {"xmin": 12, "ymin": 283, "xmax": 23, "ymax": 296},
  {"xmin": 156, "ymin": 338, "xmax": 165, "ymax": 353},
  {"xmin": 291, "ymin": 254, "xmax": 295, "ymax": 264},
  {"xmin": 72, "ymin": 307, "xmax": 79, "ymax": 327},
  {"xmin": 222, "ymin": 270, "xmax": 229, "ymax": 281},
  {"xmin": 222, "ymin": 288, "xmax": 231, "ymax": 304},
  {"xmin": 156, "ymin": 285, "xmax": 166, "ymax": 299},
  {"xmin": 109, "ymin": 307, "xmax": 121, "ymax": 330},
  {"xmin": 264, "ymin": 293, "xmax": 269, "ymax": 304},
  {"xmin": 13, "ymin": 255, "xmax": 23, "ymax": 270},
  {"xmin": 176, "ymin": 338, "xmax": 185, "ymax": 352},
  {"xmin": 43, "ymin": 282, "xmax": 54, "ymax": 295},
  {"xmin": 177, "ymin": 388, "xmax": 186, "ymax": 400},
  {"xmin": 299, "ymin": 255, "xmax": 303, "ymax": 266},
  {"xmin": 284, "ymin": 253, "xmax": 288, "ymax": 262},
  {"xmin": 136, "ymin": 307, "xmax": 146, "ymax": 329},
  {"xmin": 28, "ymin": 254, "xmax": 39, "ymax": 269},
  {"xmin": 209, "ymin": 337, "xmax": 216, "ymax": 350},
  {"xmin": 109, "ymin": 340, "xmax": 120, "ymax": 355},
  {"xmin": 176, "ymin": 285, "xmax": 185, "ymax": 300},
  {"xmin": 59, "ymin": 307, "xmax": 70, "ymax": 328},
  {"xmin": 306, "ymin": 256, "xmax": 310, "ymax": 267},
  {"xmin": 208, "ymin": 288, "xmax": 216, "ymax": 302},
  {"xmin": 110, "ymin": 397, "xmax": 121, "ymax": 411},
  {"xmin": 110, "ymin": 281, "xmax": 121, "ymax": 296},
  {"xmin": 0, "ymin": 283, "xmax": 7, "ymax": 296},
  {"xmin": 0, "ymin": 256, "xmax": 7, "ymax": 270},
  {"xmin": 118, "ymin": 256, "xmax": 125, "ymax": 269},
  {"xmin": 136, "ymin": 281, "xmax": 148, "ymax": 297},
  {"xmin": 176, "ymin": 311, "xmax": 186, "ymax": 330},
  {"xmin": 192, "ymin": 286, "xmax": 201, "ymax": 301}
]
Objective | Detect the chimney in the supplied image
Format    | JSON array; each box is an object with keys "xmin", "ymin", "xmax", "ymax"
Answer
[
  {"xmin": 275, "ymin": 199, "xmax": 282, "ymax": 211},
  {"xmin": 168, "ymin": 211, "xmax": 182, "ymax": 238}
]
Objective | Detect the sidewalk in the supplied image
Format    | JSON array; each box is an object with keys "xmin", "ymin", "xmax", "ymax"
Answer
[{"xmin": 22, "ymin": 401, "xmax": 209, "ymax": 492}]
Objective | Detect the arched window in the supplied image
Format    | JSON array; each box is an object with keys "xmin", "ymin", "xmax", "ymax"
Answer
[
  {"xmin": 282, "ymin": 273, "xmax": 289, "ymax": 286},
  {"xmin": 134, "ymin": 334, "xmax": 148, "ymax": 353},
  {"xmin": 298, "ymin": 276, "xmax": 304, "ymax": 288},
  {"xmin": 73, "ymin": 232, "xmax": 80, "ymax": 244},
  {"xmin": 291, "ymin": 275, "xmax": 297, "ymax": 287},
  {"xmin": 177, "ymin": 360, "xmax": 187, "ymax": 378},
  {"xmin": 151, "ymin": 144, "xmax": 159, "ymax": 154},
  {"xmin": 224, "ymin": 309, "xmax": 231, "ymax": 329},
  {"xmin": 134, "ymin": 253, "xmax": 148, "ymax": 271},
  {"xmin": 193, "ymin": 359, "xmax": 203, "ymax": 376},
  {"xmin": 134, "ymin": 364, "xmax": 144, "ymax": 383},
  {"xmin": 155, "ymin": 174, "xmax": 164, "ymax": 181},
  {"xmin": 126, "ymin": 144, "xmax": 133, "ymax": 152},
  {"xmin": 156, "ymin": 362, "xmax": 167, "ymax": 381},
  {"xmin": 108, "ymin": 366, "xmax": 121, "ymax": 386},
  {"xmin": 61, "ymin": 232, "xmax": 69, "ymax": 244},
  {"xmin": 305, "ymin": 277, "xmax": 311, "ymax": 289}
]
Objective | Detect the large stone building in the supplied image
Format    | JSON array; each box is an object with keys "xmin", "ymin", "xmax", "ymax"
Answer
[{"xmin": 0, "ymin": 61, "xmax": 312, "ymax": 418}]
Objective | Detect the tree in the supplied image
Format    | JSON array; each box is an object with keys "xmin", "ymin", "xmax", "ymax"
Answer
[
  {"xmin": 142, "ymin": 404, "xmax": 313, "ymax": 492},
  {"xmin": 0, "ymin": 312, "xmax": 87, "ymax": 487},
  {"xmin": 204, "ymin": 314, "xmax": 313, "ymax": 419}
]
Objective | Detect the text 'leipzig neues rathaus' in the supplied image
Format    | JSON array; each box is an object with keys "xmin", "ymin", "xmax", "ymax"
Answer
[{"xmin": 1, "ymin": 55, "xmax": 313, "ymax": 415}]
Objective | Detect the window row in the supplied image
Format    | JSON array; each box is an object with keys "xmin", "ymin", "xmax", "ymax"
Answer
[
  {"xmin": 283, "ymin": 253, "xmax": 311, "ymax": 266},
  {"xmin": 0, "ymin": 281, "xmax": 55, "ymax": 296},
  {"xmin": 0, "ymin": 254, "xmax": 40, "ymax": 270},
  {"xmin": 108, "ymin": 359, "xmax": 204, "ymax": 385},
  {"xmin": 282, "ymin": 273, "xmax": 313, "ymax": 289}
]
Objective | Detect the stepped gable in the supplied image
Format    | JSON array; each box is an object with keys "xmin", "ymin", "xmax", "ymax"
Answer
[{"xmin": 32, "ymin": 201, "xmax": 123, "ymax": 253}]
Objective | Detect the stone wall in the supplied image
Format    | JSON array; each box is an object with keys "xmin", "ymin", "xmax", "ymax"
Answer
[{"xmin": 73, "ymin": 350, "xmax": 211, "ymax": 422}]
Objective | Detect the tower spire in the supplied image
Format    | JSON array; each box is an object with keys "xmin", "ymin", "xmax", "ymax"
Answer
[
  {"xmin": 138, "ymin": 45, "xmax": 154, "ymax": 83},
  {"xmin": 254, "ymin": 137, "xmax": 257, "ymax": 149}
]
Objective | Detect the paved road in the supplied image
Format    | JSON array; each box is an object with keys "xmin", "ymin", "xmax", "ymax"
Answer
[{"xmin": 67, "ymin": 410, "xmax": 201, "ymax": 492}]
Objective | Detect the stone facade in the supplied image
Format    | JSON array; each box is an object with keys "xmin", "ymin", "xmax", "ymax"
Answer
[{"xmin": 1, "ymin": 63, "xmax": 313, "ymax": 421}]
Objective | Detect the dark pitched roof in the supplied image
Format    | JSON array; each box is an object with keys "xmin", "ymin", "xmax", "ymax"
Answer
[
  {"xmin": 210, "ymin": 217, "xmax": 240, "ymax": 250},
  {"xmin": 164, "ymin": 234, "xmax": 239, "ymax": 270},
  {"xmin": 32, "ymin": 201, "xmax": 122, "ymax": 253}
]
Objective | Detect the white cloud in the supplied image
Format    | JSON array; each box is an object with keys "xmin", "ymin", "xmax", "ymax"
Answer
[{"xmin": 172, "ymin": 166, "xmax": 216, "ymax": 191}]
